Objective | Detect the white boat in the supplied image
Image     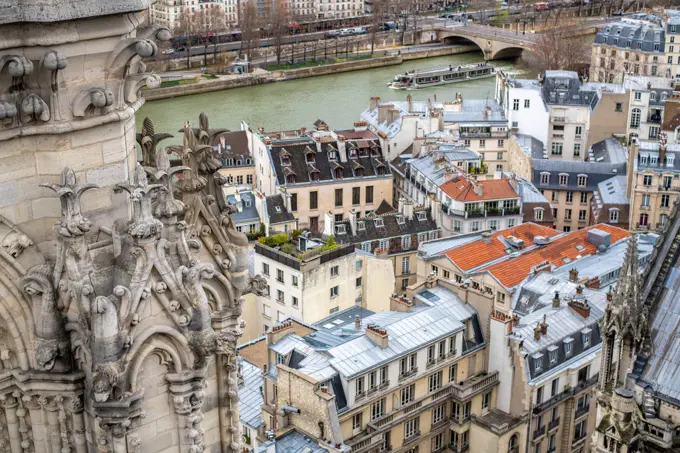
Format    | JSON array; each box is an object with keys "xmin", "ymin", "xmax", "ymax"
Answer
[{"xmin": 388, "ymin": 63, "xmax": 495, "ymax": 89}]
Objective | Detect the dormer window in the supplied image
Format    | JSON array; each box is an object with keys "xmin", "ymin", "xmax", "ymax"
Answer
[
  {"xmin": 559, "ymin": 174, "xmax": 568, "ymax": 185},
  {"xmin": 275, "ymin": 206, "xmax": 282, "ymax": 213},
  {"xmin": 355, "ymin": 168, "xmax": 365, "ymax": 177},
  {"xmin": 417, "ymin": 211, "xmax": 427, "ymax": 221},
  {"xmin": 371, "ymin": 146, "xmax": 381, "ymax": 157},
  {"xmin": 582, "ymin": 328, "xmax": 592, "ymax": 348},
  {"xmin": 358, "ymin": 221, "xmax": 366, "ymax": 231},
  {"xmin": 374, "ymin": 218, "xmax": 385, "ymax": 228},
  {"xmin": 245, "ymin": 200, "xmax": 252, "ymax": 208},
  {"xmin": 336, "ymin": 224, "xmax": 346, "ymax": 235},
  {"xmin": 329, "ymin": 151, "xmax": 338, "ymax": 161},
  {"xmin": 564, "ymin": 337, "xmax": 574, "ymax": 356},
  {"xmin": 334, "ymin": 167, "xmax": 343, "ymax": 179},
  {"xmin": 577, "ymin": 175, "xmax": 587, "ymax": 187},
  {"xmin": 359, "ymin": 148, "xmax": 369, "ymax": 157},
  {"xmin": 401, "ymin": 235, "xmax": 411, "ymax": 250},
  {"xmin": 540, "ymin": 173, "xmax": 550, "ymax": 185},
  {"xmin": 310, "ymin": 170, "xmax": 320, "ymax": 181},
  {"xmin": 286, "ymin": 174, "xmax": 296, "ymax": 184},
  {"xmin": 306, "ymin": 154, "xmax": 315, "ymax": 164},
  {"xmin": 396, "ymin": 215, "xmax": 405, "ymax": 225},
  {"xmin": 533, "ymin": 353, "xmax": 544, "ymax": 373},
  {"xmin": 548, "ymin": 345, "xmax": 558, "ymax": 365},
  {"xmin": 280, "ymin": 148, "xmax": 291, "ymax": 166},
  {"xmin": 349, "ymin": 147, "xmax": 357, "ymax": 158}
]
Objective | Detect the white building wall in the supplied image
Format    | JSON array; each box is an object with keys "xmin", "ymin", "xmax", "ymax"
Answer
[
  {"xmin": 507, "ymin": 86, "xmax": 549, "ymax": 147},
  {"xmin": 489, "ymin": 318, "xmax": 514, "ymax": 413}
]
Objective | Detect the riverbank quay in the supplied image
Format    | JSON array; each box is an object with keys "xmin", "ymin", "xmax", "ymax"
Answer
[{"xmin": 142, "ymin": 44, "xmax": 478, "ymax": 101}]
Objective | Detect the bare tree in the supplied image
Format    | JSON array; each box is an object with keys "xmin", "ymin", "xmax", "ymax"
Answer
[
  {"xmin": 468, "ymin": 0, "xmax": 496, "ymax": 25},
  {"xmin": 177, "ymin": 6, "xmax": 228, "ymax": 67},
  {"xmin": 526, "ymin": 26, "xmax": 591, "ymax": 73},
  {"xmin": 370, "ymin": 0, "xmax": 388, "ymax": 56},
  {"xmin": 270, "ymin": 0, "xmax": 290, "ymax": 65},
  {"xmin": 239, "ymin": 0, "xmax": 260, "ymax": 65}
]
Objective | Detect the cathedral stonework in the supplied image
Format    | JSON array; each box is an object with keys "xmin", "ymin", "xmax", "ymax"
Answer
[{"xmin": 0, "ymin": 3, "xmax": 263, "ymax": 452}]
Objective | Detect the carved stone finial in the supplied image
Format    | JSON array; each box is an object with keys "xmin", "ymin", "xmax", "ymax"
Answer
[
  {"xmin": 41, "ymin": 167, "xmax": 98, "ymax": 237},
  {"xmin": 114, "ymin": 164, "xmax": 165, "ymax": 239},
  {"xmin": 137, "ymin": 117, "xmax": 173, "ymax": 168}
]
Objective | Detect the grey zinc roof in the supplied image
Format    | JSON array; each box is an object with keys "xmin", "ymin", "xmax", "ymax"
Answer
[
  {"xmin": 237, "ymin": 358, "xmax": 264, "ymax": 428},
  {"xmin": 266, "ymin": 194, "xmax": 295, "ymax": 225},
  {"xmin": 595, "ymin": 175, "xmax": 629, "ymax": 205},
  {"xmin": 589, "ymin": 138, "xmax": 627, "ymax": 165},
  {"xmin": 595, "ymin": 18, "xmax": 665, "ymax": 53},
  {"xmin": 508, "ymin": 78, "xmax": 541, "ymax": 90},
  {"xmin": 514, "ymin": 134, "xmax": 546, "ymax": 159},
  {"xmin": 271, "ymin": 430, "xmax": 329, "ymax": 453},
  {"xmin": 533, "ymin": 158, "xmax": 625, "ymax": 192},
  {"xmin": 513, "ymin": 175, "xmax": 550, "ymax": 204},
  {"xmin": 541, "ymin": 72, "xmax": 599, "ymax": 109},
  {"xmin": 640, "ymin": 265, "xmax": 680, "ymax": 404},
  {"xmin": 443, "ymin": 99, "xmax": 506, "ymax": 123}
]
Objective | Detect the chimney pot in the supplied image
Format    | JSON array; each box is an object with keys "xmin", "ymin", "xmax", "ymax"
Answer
[
  {"xmin": 569, "ymin": 268, "xmax": 579, "ymax": 283},
  {"xmin": 552, "ymin": 291, "xmax": 560, "ymax": 308},
  {"xmin": 354, "ymin": 315, "xmax": 361, "ymax": 329}
]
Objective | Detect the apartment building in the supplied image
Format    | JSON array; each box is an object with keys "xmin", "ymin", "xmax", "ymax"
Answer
[
  {"xmin": 662, "ymin": 91, "xmax": 680, "ymax": 141},
  {"xmin": 497, "ymin": 74, "xmax": 549, "ymax": 146},
  {"xmin": 623, "ymin": 76, "xmax": 673, "ymax": 144},
  {"xmin": 590, "ymin": 17, "xmax": 669, "ymax": 84},
  {"xmin": 323, "ymin": 199, "xmax": 439, "ymax": 290},
  {"xmin": 627, "ymin": 139, "xmax": 680, "ymax": 232},
  {"xmin": 252, "ymin": 237, "xmax": 394, "ymax": 333},
  {"xmin": 217, "ymin": 131, "xmax": 256, "ymax": 188},
  {"xmin": 150, "ymin": 0, "xmax": 230, "ymax": 30},
  {"xmin": 238, "ymin": 285, "xmax": 523, "ymax": 453},
  {"xmin": 666, "ymin": 12, "xmax": 680, "ymax": 79},
  {"xmin": 589, "ymin": 176, "xmax": 630, "ymax": 230},
  {"xmin": 317, "ymin": 0, "xmax": 364, "ymax": 19},
  {"xmin": 585, "ymin": 83, "xmax": 630, "ymax": 149},
  {"xmin": 245, "ymin": 122, "xmax": 393, "ymax": 233}
]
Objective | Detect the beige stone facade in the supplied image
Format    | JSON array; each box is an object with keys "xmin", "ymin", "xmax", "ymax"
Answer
[{"xmin": 586, "ymin": 90, "xmax": 630, "ymax": 149}]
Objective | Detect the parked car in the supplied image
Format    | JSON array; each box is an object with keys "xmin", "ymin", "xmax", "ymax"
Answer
[
  {"xmin": 326, "ymin": 29, "xmax": 340, "ymax": 37},
  {"xmin": 612, "ymin": 9, "xmax": 624, "ymax": 16}
]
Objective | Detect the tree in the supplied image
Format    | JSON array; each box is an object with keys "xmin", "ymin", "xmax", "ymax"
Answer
[
  {"xmin": 370, "ymin": 0, "xmax": 388, "ymax": 56},
  {"xmin": 468, "ymin": 0, "xmax": 497, "ymax": 25},
  {"xmin": 239, "ymin": 0, "xmax": 260, "ymax": 65},
  {"xmin": 269, "ymin": 0, "xmax": 291, "ymax": 65},
  {"xmin": 526, "ymin": 26, "xmax": 591, "ymax": 74},
  {"xmin": 177, "ymin": 6, "xmax": 228, "ymax": 67}
]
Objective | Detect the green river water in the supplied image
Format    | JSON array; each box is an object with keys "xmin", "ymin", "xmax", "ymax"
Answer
[{"xmin": 137, "ymin": 52, "xmax": 521, "ymax": 141}]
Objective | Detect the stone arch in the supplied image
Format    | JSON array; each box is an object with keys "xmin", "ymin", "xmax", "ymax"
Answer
[
  {"xmin": 491, "ymin": 46, "xmax": 526, "ymax": 60},
  {"xmin": 441, "ymin": 34, "xmax": 485, "ymax": 54},
  {"xmin": 0, "ymin": 266, "xmax": 34, "ymax": 371},
  {"xmin": 127, "ymin": 334, "xmax": 192, "ymax": 393}
]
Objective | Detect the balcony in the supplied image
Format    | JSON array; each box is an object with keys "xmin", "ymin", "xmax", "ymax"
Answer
[
  {"xmin": 449, "ymin": 444, "xmax": 470, "ymax": 453},
  {"xmin": 533, "ymin": 374, "xmax": 599, "ymax": 414},
  {"xmin": 548, "ymin": 417, "xmax": 560, "ymax": 431},
  {"xmin": 658, "ymin": 184, "xmax": 680, "ymax": 192},
  {"xmin": 398, "ymin": 368, "xmax": 418, "ymax": 382},
  {"xmin": 572, "ymin": 432, "xmax": 588, "ymax": 446},
  {"xmin": 450, "ymin": 371, "xmax": 499, "ymax": 401},
  {"xmin": 448, "ymin": 207, "xmax": 520, "ymax": 219},
  {"xmin": 647, "ymin": 115, "xmax": 662, "ymax": 124},
  {"xmin": 575, "ymin": 403, "xmax": 590, "ymax": 420},
  {"xmin": 403, "ymin": 432, "xmax": 421, "ymax": 446},
  {"xmin": 533, "ymin": 425, "xmax": 546, "ymax": 440},
  {"xmin": 550, "ymin": 116, "xmax": 566, "ymax": 123}
]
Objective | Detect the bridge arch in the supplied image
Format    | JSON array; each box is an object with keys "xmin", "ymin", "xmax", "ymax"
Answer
[{"xmin": 437, "ymin": 29, "xmax": 532, "ymax": 61}]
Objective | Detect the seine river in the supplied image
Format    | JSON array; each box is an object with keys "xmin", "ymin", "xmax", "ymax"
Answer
[{"xmin": 137, "ymin": 52, "xmax": 521, "ymax": 141}]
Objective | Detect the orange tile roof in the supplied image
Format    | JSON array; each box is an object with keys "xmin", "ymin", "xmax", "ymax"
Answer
[
  {"xmin": 442, "ymin": 223, "xmax": 561, "ymax": 271},
  {"xmin": 440, "ymin": 178, "xmax": 519, "ymax": 202},
  {"xmin": 483, "ymin": 224, "xmax": 631, "ymax": 288}
]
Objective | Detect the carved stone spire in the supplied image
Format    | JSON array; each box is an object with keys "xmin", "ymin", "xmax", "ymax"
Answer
[
  {"xmin": 40, "ymin": 167, "xmax": 98, "ymax": 237},
  {"xmin": 137, "ymin": 117, "xmax": 173, "ymax": 168},
  {"xmin": 114, "ymin": 164, "xmax": 164, "ymax": 239}
]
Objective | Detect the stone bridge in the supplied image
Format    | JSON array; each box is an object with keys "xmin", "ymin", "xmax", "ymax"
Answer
[{"xmin": 429, "ymin": 22, "xmax": 603, "ymax": 60}]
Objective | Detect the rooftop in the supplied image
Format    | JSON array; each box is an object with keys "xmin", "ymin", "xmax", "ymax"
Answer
[
  {"xmin": 482, "ymin": 224, "xmax": 630, "ymax": 289},
  {"xmin": 441, "ymin": 222, "xmax": 561, "ymax": 272},
  {"xmin": 237, "ymin": 358, "xmax": 265, "ymax": 429},
  {"xmin": 589, "ymin": 138, "xmax": 628, "ymax": 165},
  {"xmin": 593, "ymin": 175, "xmax": 629, "ymax": 206},
  {"xmin": 442, "ymin": 99, "xmax": 506, "ymax": 124},
  {"xmin": 595, "ymin": 18, "xmax": 665, "ymax": 53},
  {"xmin": 514, "ymin": 134, "xmax": 546, "ymax": 160},
  {"xmin": 440, "ymin": 176, "xmax": 519, "ymax": 202},
  {"xmin": 541, "ymin": 71, "xmax": 599, "ymax": 109}
]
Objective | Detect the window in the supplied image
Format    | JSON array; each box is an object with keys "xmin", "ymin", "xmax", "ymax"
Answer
[
  {"xmin": 513, "ymin": 99, "xmax": 520, "ymax": 110},
  {"xmin": 579, "ymin": 210, "xmax": 586, "ymax": 221},
  {"xmin": 291, "ymin": 275, "xmax": 299, "ymax": 287},
  {"xmin": 548, "ymin": 433, "xmax": 556, "ymax": 451},
  {"xmin": 524, "ymin": 99, "xmax": 530, "ymax": 108},
  {"xmin": 352, "ymin": 413, "xmax": 362, "ymax": 431},
  {"xmin": 449, "ymin": 363, "xmax": 458, "ymax": 382},
  {"xmin": 334, "ymin": 189, "xmax": 343, "ymax": 207},
  {"xmin": 540, "ymin": 173, "xmax": 550, "ymax": 185},
  {"xmin": 615, "ymin": 102, "xmax": 623, "ymax": 112},
  {"xmin": 631, "ymin": 108, "xmax": 641, "ymax": 128},
  {"xmin": 276, "ymin": 269, "xmax": 284, "ymax": 283},
  {"xmin": 237, "ymin": 175, "xmax": 243, "ymax": 185},
  {"xmin": 401, "ymin": 236, "xmax": 411, "ymax": 250},
  {"xmin": 290, "ymin": 193, "xmax": 297, "ymax": 212},
  {"xmin": 634, "ymin": 91, "xmax": 642, "ymax": 101},
  {"xmin": 401, "ymin": 278, "xmax": 409, "ymax": 290},
  {"xmin": 401, "ymin": 256, "xmax": 410, "ymax": 275},
  {"xmin": 643, "ymin": 174, "xmax": 653, "ymax": 186},
  {"xmin": 609, "ymin": 209, "xmax": 620, "ymax": 223},
  {"xmin": 432, "ymin": 404, "xmax": 445, "ymax": 424},
  {"xmin": 462, "ymin": 429, "xmax": 469, "ymax": 447},
  {"xmin": 371, "ymin": 398, "xmax": 385, "ymax": 420},
  {"xmin": 573, "ymin": 420, "xmax": 587, "ymax": 441},
  {"xmin": 427, "ymin": 345, "xmax": 435, "ymax": 364},
  {"xmin": 564, "ymin": 338, "xmax": 573, "ymax": 356},
  {"xmin": 404, "ymin": 417, "xmax": 419, "ymax": 439},
  {"xmin": 247, "ymin": 174, "xmax": 253, "ymax": 185},
  {"xmin": 565, "ymin": 209, "xmax": 572, "ymax": 221},
  {"xmin": 263, "ymin": 304, "xmax": 271, "ymax": 318},
  {"xmin": 262, "ymin": 263, "xmax": 270, "ymax": 275},
  {"xmin": 573, "ymin": 143, "xmax": 581, "ymax": 157},
  {"xmin": 582, "ymin": 329, "xmax": 591, "ymax": 347},
  {"xmin": 479, "ymin": 139, "xmax": 486, "ymax": 148},
  {"xmin": 560, "ymin": 174, "xmax": 569, "ymax": 186},
  {"xmin": 662, "ymin": 194, "xmax": 670, "ymax": 208},
  {"xmin": 352, "ymin": 187, "xmax": 360, "ymax": 205},
  {"xmin": 551, "ymin": 378, "xmax": 559, "ymax": 396},
  {"xmin": 356, "ymin": 277, "xmax": 362, "ymax": 288},
  {"xmin": 640, "ymin": 213, "xmax": 649, "ymax": 226},
  {"xmin": 330, "ymin": 265, "xmax": 339, "ymax": 277},
  {"xmin": 310, "ymin": 191, "xmax": 318, "ymax": 210},
  {"xmin": 642, "ymin": 194, "xmax": 650, "ymax": 208},
  {"xmin": 428, "ymin": 371, "xmax": 442, "ymax": 392},
  {"xmin": 536, "ymin": 386, "xmax": 544, "ymax": 404},
  {"xmin": 482, "ymin": 391, "xmax": 491, "ymax": 411},
  {"xmin": 355, "ymin": 376, "xmax": 365, "ymax": 396},
  {"xmin": 551, "ymin": 143, "xmax": 563, "ymax": 155},
  {"xmin": 575, "ymin": 126, "xmax": 582, "ymax": 137},
  {"xmin": 276, "ymin": 290, "xmax": 284, "ymax": 303},
  {"xmin": 292, "ymin": 296, "xmax": 298, "ymax": 307},
  {"xmin": 566, "ymin": 191, "xmax": 573, "ymax": 203},
  {"xmin": 401, "ymin": 384, "xmax": 414, "ymax": 405},
  {"xmin": 399, "ymin": 353, "xmax": 417, "ymax": 376},
  {"xmin": 497, "ymin": 141, "xmax": 504, "ymax": 149},
  {"xmin": 379, "ymin": 366, "xmax": 388, "ymax": 385},
  {"xmin": 431, "ymin": 265, "xmax": 439, "ymax": 276},
  {"xmin": 577, "ymin": 175, "xmax": 586, "ymax": 187},
  {"xmin": 330, "ymin": 286, "xmax": 338, "ymax": 298},
  {"xmin": 534, "ymin": 208, "xmax": 544, "ymax": 222},
  {"xmin": 443, "ymin": 270, "xmax": 450, "ymax": 280},
  {"xmin": 365, "ymin": 185, "xmax": 374, "ymax": 204},
  {"xmin": 580, "ymin": 192, "xmax": 588, "ymax": 204},
  {"xmin": 464, "ymin": 139, "xmax": 470, "ymax": 147},
  {"xmin": 431, "ymin": 432, "xmax": 444, "ymax": 452}
]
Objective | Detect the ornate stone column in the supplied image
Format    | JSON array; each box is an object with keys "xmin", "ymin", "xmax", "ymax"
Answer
[
  {"xmin": 167, "ymin": 369, "xmax": 208, "ymax": 453},
  {"xmin": 95, "ymin": 392, "xmax": 145, "ymax": 453}
]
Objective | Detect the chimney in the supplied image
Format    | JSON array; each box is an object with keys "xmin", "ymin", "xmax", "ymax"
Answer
[
  {"xmin": 348, "ymin": 208, "xmax": 358, "ymax": 235},
  {"xmin": 568, "ymin": 268, "xmax": 579, "ymax": 283},
  {"xmin": 388, "ymin": 109, "xmax": 400, "ymax": 125},
  {"xmin": 378, "ymin": 104, "xmax": 390, "ymax": 124},
  {"xmin": 407, "ymin": 94, "xmax": 413, "ymax": 111},
  {"xmin": 472, "ymin": 181, "xmax": 483, "ymax": 197},
  {"xmin": 398, "ymin": 197, "xmax": 406, "ymax": 215},
  {"xmin": 354, "ymin": 315, "xmax": 361, "ymax": 329},
  {"xmin": 434, "ymin": 94, "xmax": 437, "ymax": 102},
  {"xmin": 481, "ymin": 231, "xmax": 492, "ymax": 244},
  {"xmin": 390, "ymin": 293, "xmax": 413, "ymax": 312},
  {"xmin": 267, "ymin": 319, "xmax": 294, "ymax": 345},
  {"xmin": 284, "ymin": 192, "xmax": 291, "ymax": 212},
  {"xmin": 403, "ymin": 200, "xmax": 414, "ymax": 220},
  {"xmin": 533, "ymin": 324, "xmax": 542, "ymax": 341},
  {"xmin": 585, "ymin": 277, "xmax": 601, "ymax": 290},
  {"xmin": 568, "ymin": 299, "xmax": 591, "ymax": 319},
  {"xmin": 322, "ymin": 211, "xmax": 335, "ymax": 237},
  {"xmin": 369, "ymin": 97, "xmax": 379, "ymax": 110},
  {"xmin": 366, "ymin": 324, "xmax": 389, "ymax": 348},
  {"xmin": 606, "ymin": 287, "xmax": 613, "ymax": 302},
  {"xmin": 659, "ymin": 132, "xmax": 667, "ymax": 165},
  {"xmin": 552, "ymin": 291, "xmax": 560, "ymax": 308},
  {"xmin": 576, "ymin": 284, "xmax": 583, "ymax": 295},
  {"xmin": 532, "ymin": 261, "xmax": 552, "ymax": 275},
  {"xmin": 485, "ymin": 105, "xmax": 492, "ymax": 118},
  {"xmin": 540, "ymin": 314, "xmax": 548, "ymax": 335}
]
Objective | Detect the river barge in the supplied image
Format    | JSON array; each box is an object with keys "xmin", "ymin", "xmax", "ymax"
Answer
[{"xmin": 388, "ymin": 63, "xmax": 495, "ymax": 89}]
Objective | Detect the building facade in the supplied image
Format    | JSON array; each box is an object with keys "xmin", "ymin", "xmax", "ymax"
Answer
[{"xmin": 217, "ymin": 130, "xmax": 257, "ymax": 188}]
